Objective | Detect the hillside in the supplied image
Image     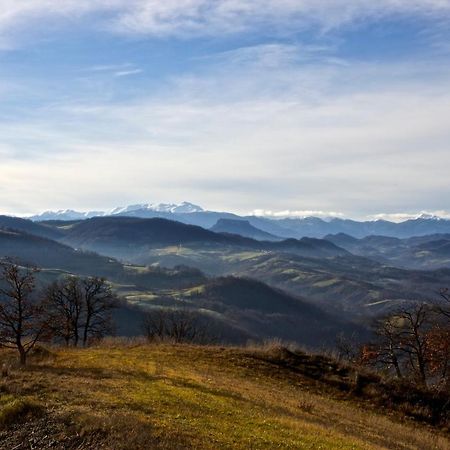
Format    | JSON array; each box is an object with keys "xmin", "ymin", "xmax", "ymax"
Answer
[
  {"xmin": 325, "ymin": 233, "xmax": 450, "ymax": 269},
  {"xmin": 121, "ymin": 277, "xmax": 365, "ymax": 347},
  {"xmin": 0, "ymin": 228, "xmax": 122, "ymax": 277},
  {"xmin": 0, "ymin": 227, "xmax": 207, "ymax": 292},
  {"xmin": 1, "ymin": 344, "xmax": 448, "ymax": 450},
  {"xmin": 0, "ymin": 216, "xmax": 62, "ymax": 240},
  {"xmin": 57, "ymin": 217, "xmax": 347, "ymax": 260},
  {"xmin": 2, "ymin": 218, "xmax": 449, "ymax": 328},
  {"xmin": 210, "ymin": 219, "xmax": 281, "ymax": 241},
  {"xmin": 113, "ymin": 238, "xmax": 450, "ymax": 320},
  {"xmin": 223, "ymin": 252, "xmax": 450, "ymax": 318},
  {"xmin": 0, "ymin": 226, "xmax": 358, "ymax": 347}
]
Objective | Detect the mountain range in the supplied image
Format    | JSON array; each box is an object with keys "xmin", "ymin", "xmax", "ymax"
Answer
[
  {"xmin": 0, "ymin": 217, "xmax": 364, "ymax": 347},
  {"xmin": 29, "ymin": 202, "xmax": 450, "ymax": 239},
  {"xmin": 2, "ymin": 209, "xmax": 450, "ymax": 348}
]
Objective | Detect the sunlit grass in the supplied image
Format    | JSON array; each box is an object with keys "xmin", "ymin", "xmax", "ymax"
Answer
[{"xmin": 1, "ymin": 344, "xmax": 449, "ymax": 449}]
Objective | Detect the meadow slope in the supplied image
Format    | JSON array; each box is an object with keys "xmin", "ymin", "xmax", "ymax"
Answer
[{"xmin": 0, "ymin": 344, "xmax": 449, "ymax": 449}]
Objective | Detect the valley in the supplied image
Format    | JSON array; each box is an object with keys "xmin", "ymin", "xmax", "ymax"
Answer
[{"xmin": 1, "ymin": 213, "xmax": 450, "ymax": 349}]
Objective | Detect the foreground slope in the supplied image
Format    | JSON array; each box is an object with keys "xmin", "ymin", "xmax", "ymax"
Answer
[{"xmin": 0, "ymin": 344, "xmax": 448, "ymax": 450}]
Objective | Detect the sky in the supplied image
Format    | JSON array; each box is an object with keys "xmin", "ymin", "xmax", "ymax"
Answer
[{"xmin": 0, "ymin": 1, "xmax": 450, "ymax": 220}]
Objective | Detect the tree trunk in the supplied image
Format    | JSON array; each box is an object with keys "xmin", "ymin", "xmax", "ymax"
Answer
[
  {"xmin": 393, "ymin": 356, "xmax": 402, "ymax": 379},
  {"xmin": 83, "ymin": 314, "xmax": 91, "ymax": 347},
  {"xmin": 18, "ymin": 345, "xmax": 27, "ymax": 366},
  {"xmin": 74, "ymin": 326, "xmax": 79, "ymax": 347}
]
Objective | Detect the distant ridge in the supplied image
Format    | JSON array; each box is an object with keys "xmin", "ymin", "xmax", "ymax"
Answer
[
  {"xmin": 30, "ymin": 202, "xmax": 204, "ymax": 221},
  {"xmin": 0, "ymin": 215, "xmax": 63, "ymax": 240},
  {"xmin": 58, "ymin": 216, "xmax": 348, "ymax": 260},
  {"xmin": 324, "ymin": 232, "xmax": 450, "ymax": 270},
  {"xmin": 28, "ymin": 202, "xmax": 450, "ymax": 239},
  {"xmin": 210, "ymin": 218, "xmax": 281, "ymax": 241}
]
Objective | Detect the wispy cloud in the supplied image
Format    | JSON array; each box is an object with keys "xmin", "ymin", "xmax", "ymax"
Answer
[
  {"xmin": 1, "ymin": 41, "xmax": 449, "ymax": 215},
  {"xmin": 0, "ymin": 2, "xmax": 449, "ymax": 215},
  {"xmin": 0, "ymin": 0, "xmax": 449, "ymax": 44},
  {"xmin": 252, "ymin": 209, "xmax": 345, "ymax": 219},
  {"xmin": 84, "ymin": 63, "xmax": 136, "ymax": 73},
  {"xmin": 369, "ymin": 211, "xmax": 450, "ymax": 222},
  {"xmin": 114, "ymin": 69, "xmax": 143, "ymax": 77},
  {"xmin": 108, "ymin": 1, "xmax": 450, "ymax": 37}
]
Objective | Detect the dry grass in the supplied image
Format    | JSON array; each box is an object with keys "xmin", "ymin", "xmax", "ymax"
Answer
[
  {"xmin": 0, "ymin": 343, "xmax": 449, "ymax": 449},
  {"xmin": 0, "ymin": 398, "xmax": 42, "ymax": 428}
]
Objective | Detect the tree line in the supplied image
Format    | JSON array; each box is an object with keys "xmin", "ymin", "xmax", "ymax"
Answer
[{"xmin": 0, "ymin": 260, "xmax": 116, "ymax": 365}]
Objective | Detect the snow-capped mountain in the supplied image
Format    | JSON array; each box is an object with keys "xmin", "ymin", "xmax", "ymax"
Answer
[
  {"xmin": 31, "ymin": 209, "xmax": 104, "ymax": 221},
  {"xmin": 417, "ymin": 213, "xmax": 443, "ymax": 221},
  {"xmin": 29, "ymin": 202, "xmax": 204, "ymax": 221},
  {"xmin": 109, "ymin": 202, "xmax": 204, "ymax": 215},
  {"xmin": 27, "ymin": 203, "xmax": 450, "ymax": 239}
]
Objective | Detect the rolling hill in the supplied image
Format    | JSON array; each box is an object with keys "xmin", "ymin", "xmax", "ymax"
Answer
[
  {"xmin": 0, "ymin": 228, "xmax": 121, "ymax": 276},
  {"xmin": 0, "ymin": 227, "xmax": 206, "ymax": 292},
  {"xmin": 3, "ymin": 213, "xmax": 450, "ymax": 346},
  {"xmin": 57, "ymin": 216, "xmax": 348, "ymax": 260},
  {"xmin": 122, "ymin": 276, "xmax": 366, "ymax": 347},
  {"xmin": 0, "ymin": 215, "xmax": 63, "ymax": 240},
  {"xmin": 325, "ymin": 233, "xmax": 450, "ymax": 269},
  {"xmin": 0, "ymin": 223, "xmax": 358, "ymax": 348},
  {"xmin": 229, "ymin": 252, "xmax": 450, "ymax": 318}
]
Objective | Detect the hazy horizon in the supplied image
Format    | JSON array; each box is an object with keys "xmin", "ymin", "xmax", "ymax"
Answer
[{"xmin": 3, "ymin": 200, "xmax": 450, "ymax": 223}]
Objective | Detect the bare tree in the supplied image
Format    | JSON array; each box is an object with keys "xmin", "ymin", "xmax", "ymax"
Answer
[
  {"xmin": 81, "ymin": 277, "xmax": 116, "ymax": 346},
  {"xmin": 142, "ymin": 309, "xmax": 211, "ymax": 344},
  {"xmin": 44, "ymin": 277, "xmax": 83, "ymax": 346},
  {"xmin": 368, "ymin": 303, "xmax": 433, "ymax": 386},
  {"xmin": 395, "ymin": 303, "xmax": 433, "ymax": 386},
  {"xmin": 335, "ymin": 332, "xmax": 361, "ymax": 363},
  {"xmin": 370, "ymin": 316, "xmax": 404, "ymax": 378},
  {"xmin": 142, "ymin": 309, "xmax": 166, "ymax": 341},
  {"xmin": 0, "ymin": 260, "xmax": 47, "ymax": 365},
  {"xmin": 437, "ymin": 288, "xmax": 450, "ymax": 320}
]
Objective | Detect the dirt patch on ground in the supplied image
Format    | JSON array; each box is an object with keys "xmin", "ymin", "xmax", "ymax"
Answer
[{"xmin": 0, "ymin": 413, "xmax": 106, "ymax": 450}]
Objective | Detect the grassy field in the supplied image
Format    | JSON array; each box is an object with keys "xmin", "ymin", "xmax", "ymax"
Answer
[{"xmin": 0, "ymin": 343, "xmax": 449, "ymax": 449}]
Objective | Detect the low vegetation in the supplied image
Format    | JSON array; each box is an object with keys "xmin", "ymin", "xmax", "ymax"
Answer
[{"xmin": 1, "ymin": 342, "xmax": 449, "ymax": 449}]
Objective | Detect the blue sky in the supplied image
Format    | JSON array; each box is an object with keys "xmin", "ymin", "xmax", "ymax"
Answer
[{"xmin": 0, "ymin": 1, "xmax": 450, "ymax": 219}]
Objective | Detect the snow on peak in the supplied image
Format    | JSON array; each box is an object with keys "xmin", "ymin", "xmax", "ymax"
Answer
[
  {"xmin": 417, "ymin": 213, "xmax": 442, "ymax": 221},
  {"xmin": 108, "ymin": 202, "xmax": 203, "ymax": 215},
  {"xmin": 158, "ymin": 202, "xmax": 204, "ymax": 213},
  {"xmin": 30, "ymin": 202, "xmax": 204, "ymax": 221}
]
